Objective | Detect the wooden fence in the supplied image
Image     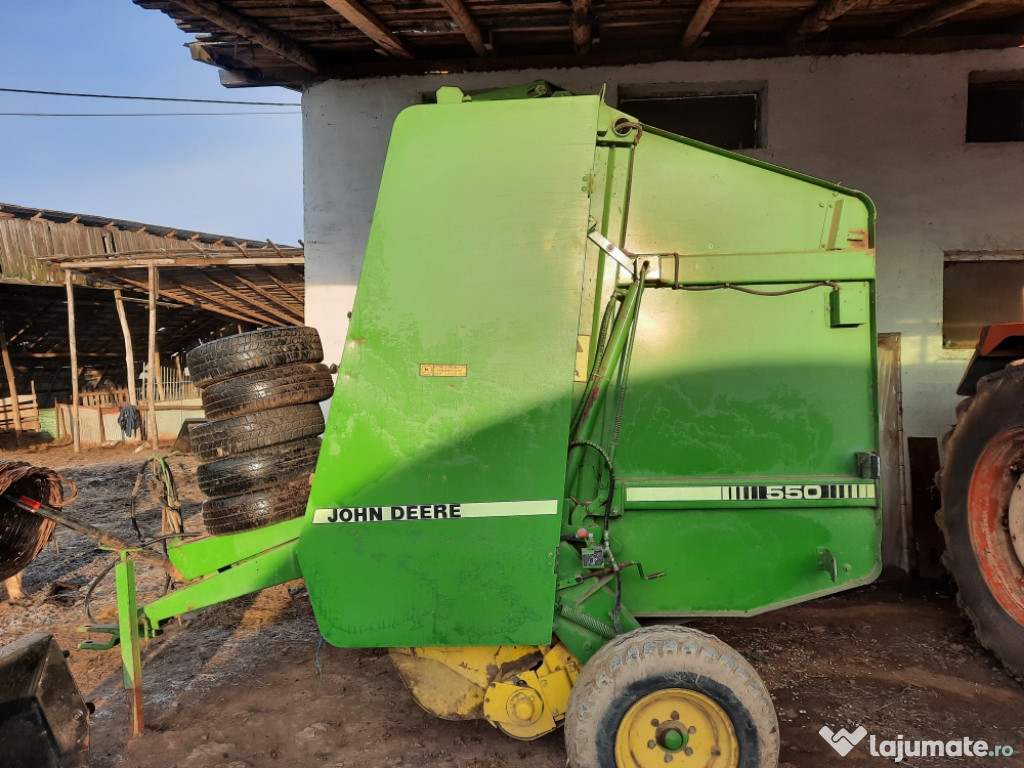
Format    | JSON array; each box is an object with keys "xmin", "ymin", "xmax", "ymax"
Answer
[{"xmin": 0, "ymin": 381, "xmax": 40, "ymax": 431}]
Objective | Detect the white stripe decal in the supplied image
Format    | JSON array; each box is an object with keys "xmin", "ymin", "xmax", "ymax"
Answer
[
  {"xmin": 626, "ymin": 484, "xmax": 877, "ymax": 503},
  {"xmin": 626, "ymin": 487, "xmax": 729, "ymax": 503}
]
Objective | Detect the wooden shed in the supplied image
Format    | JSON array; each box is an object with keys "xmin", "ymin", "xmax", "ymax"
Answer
[{"xmin": 0, "ymin": 203, "xmax": 302, "ymax": 446}]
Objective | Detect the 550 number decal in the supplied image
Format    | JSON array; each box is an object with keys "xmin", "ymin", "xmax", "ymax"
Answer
[{"xmin": 765, "ymin": 485, "xmax": 822, "ymax": 500}]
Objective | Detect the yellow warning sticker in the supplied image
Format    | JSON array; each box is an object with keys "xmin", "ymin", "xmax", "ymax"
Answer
[
  {"xmin": 574, "ymin": 335, "xmax": 591, "ymax": 383},
  {"xmin": 419, "ymin": 364, "xmax": 467, "ymax": 378}
]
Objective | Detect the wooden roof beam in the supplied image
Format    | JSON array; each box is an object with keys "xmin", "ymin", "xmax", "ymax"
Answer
[
  {"xmin": 174, "ymin": 283, "xmax": 279, "ymax": 326},
  {"xmin": 571, "ymin": 0, "xmax": 594, "ymax": 55},
  {"xmin": 265, "ymin": 272, "xmax": 305, "ymax": 304},
  {"xmin": 232, "ymin": 273, "xmax": 305, "ymax": 324},
  {"xmin": 893, "ymin": 0, "xmax": 987, "ymax": 37},
  {"xmin": 195, "ymin": 273, "xmax": 296, "ymax": 326},
  {"xmin": 788, "ymin": 0, "xmax": 861, "ymax": 40},
  {"xmin": 681, "ymin": 0, "xmax": 722, "ymax": 49},
  {"xmin": 321, "ymin": 0, "xmax": 415, "ymax": 59},
  {"xmin": 437, "ymin": 0, "xmax": 490, "ymax": 57},
  {"xmin": 170, "ymin": 0, "xmax": 322, "ymax": 72}
]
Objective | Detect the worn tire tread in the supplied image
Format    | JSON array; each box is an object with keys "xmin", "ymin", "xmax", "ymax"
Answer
[
  {"xmin": 190, "ymin": 404, "xmax": 324, "ymax": 462},
  {"xmin": 203, "ymin": 476, "xmax": 310, "ymax": 536},
  {"xmin": 201, "ymin": 363, "xmax": 334, "ymax": 421},
  {"xmin": 564, "ymin": 626, "xmax": 779, "ymax": 768},
  {"xmin": 188, "ymin": 327, "xmax": 323, "ymax": 388},
  {"xmin": 937, "ymin": 364, "xmax": 1024, "ymax": 676},
  {"xmin": 197, "ymin": 438, "xmax": 321, "ymax": 499}
]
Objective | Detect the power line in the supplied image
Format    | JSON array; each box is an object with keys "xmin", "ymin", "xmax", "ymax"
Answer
[
  {"xmin": 0, "ymin": 86, "xmax": 299, "ymax": 107},
  {"xmin": 0, "ymin": 111, "xmax": 299, "ymax": 117}
]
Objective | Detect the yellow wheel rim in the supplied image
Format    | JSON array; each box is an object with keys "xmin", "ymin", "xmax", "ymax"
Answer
[{"xmin": 614, "ymin": 689, "xmax": 740, "ymax": 768}]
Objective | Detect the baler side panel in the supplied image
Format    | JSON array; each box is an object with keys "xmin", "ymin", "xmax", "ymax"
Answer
[
  {"xmin": 299, "ymin": 96, "xmax": 601, "ymax": 648},
  {"xmin": 576, "ymin": 123, "xmax": 881, "ymax": 618}
]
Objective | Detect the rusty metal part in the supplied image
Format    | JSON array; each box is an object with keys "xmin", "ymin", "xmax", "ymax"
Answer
[{"xmin": 1008, "ymin": 476, "xmax": 1024, "ymax": 569}]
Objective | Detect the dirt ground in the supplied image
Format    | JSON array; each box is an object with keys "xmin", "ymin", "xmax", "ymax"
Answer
[{"xmin": 1, "ymin": 442, "xmax": 1023, "ymax": 768}]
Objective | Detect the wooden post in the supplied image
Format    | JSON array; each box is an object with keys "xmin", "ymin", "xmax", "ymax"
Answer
[
  {"xmin": 147, "ymin": 264, "xmax": 159, "ymax": 447},
  {"xmin": 0, "ymin": 319, "xmax": 22, "ymax": 435},
  {"xmin": 114, "ymin": 290, "xmax": 139, "ymax": 408},
  {"xmin": 65, "ymin": 270, "xmax": 81, "ymax": 453},
  {"xmin": 154, "ymin": 351, "xmax": 166, "ymax": 401}
]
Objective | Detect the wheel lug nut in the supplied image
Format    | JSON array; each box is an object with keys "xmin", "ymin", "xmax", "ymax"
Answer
[
  {"xmin": 684, "ymin": 747, "xmax": 693, "ymax": 756},
  {"xmin": 670, "ymin": 711, "xmax": 679, "ymax": 720},
  {"xmin": 651, "ymin": 718, "xmax": 660, "ymax": 726},
  {"xmin": 688, "ymin": 726, "xmax": 696, "ymax": 734},
  {"xmin": 648, "ymin": 740, "xmax": 656, "ymax": 749},
  {"xmin": 664, "ymin": 755, "xmax": 673, "ymax": 763}
]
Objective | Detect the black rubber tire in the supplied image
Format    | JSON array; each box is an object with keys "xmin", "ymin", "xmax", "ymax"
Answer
[
  {"xmin": 197, "ymin": 438, "xmax": 321, "ymax": 499},
  {"xmin": 190, "ymin": 403, "xmax": 325, "ymax": 462},
  {"xmin": 187, "ymin": 326, "xmax": 323, "ymax": 389},
  {"xmin": 939, "ymin": 364, "xmax": 1024, "ymax": 676},
  {"xmin": 565, "ymin": 626, "xmax": 779, "ymax": 768},
  {"xmin": 203, "ymin": 476, "xmax": 311, "ymax": 536},
  {"xmin": 200, "ymin": 363, "xmax": 334, "ymax": 421}
]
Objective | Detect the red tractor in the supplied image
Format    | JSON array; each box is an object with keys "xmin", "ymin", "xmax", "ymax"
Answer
[{"xmin": 941, "ymin": 322, "xmax": 1024, "ymax": 676}]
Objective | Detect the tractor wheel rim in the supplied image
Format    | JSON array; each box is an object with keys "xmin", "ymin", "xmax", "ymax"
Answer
[
  {"xmin": 614, "ymin": 689, "xmax": 739, "ymax": 768},
  {"xmin": 967, "ymin": 427, "xmax": 1024, "ymax": 625},
  {"xmin": 1009, "ymin": 477, "xmax": 1024, "ymax": 571}
]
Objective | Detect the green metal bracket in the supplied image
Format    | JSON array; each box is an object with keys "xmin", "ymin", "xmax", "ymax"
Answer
[
  {"xmin": 857, "ymin": 451, "xmax": 881, "ymax": 480},
  {"xmin": 77, "ymin": 624, "xmax": 119, "ymax": 651},
  {"xmin": 167, "ymin": 517, "xmax": 303, "ymax": 580},
  {"xmin": 144, "ymin": 538, "xmax": 301, "ymax": 627}
]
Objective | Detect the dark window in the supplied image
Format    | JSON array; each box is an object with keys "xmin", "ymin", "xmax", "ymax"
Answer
[
  {"xmin": 943, "ymin": 257, "xmax": 1024, "ymax": 347},
  {"xmin": 618, "ymin": 91, "xmax": 761, "ymax": 150},
  {"xmin": 966, "ymin": 79, "xmax": 1024, "ymax": 143}
]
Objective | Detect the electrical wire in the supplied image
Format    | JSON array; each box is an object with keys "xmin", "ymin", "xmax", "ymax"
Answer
[
  {"xmin": 0, "ymin": 86, "xmax": 298, "ymax": 106},
  {"xmin": 672, "ymin": 280, "xmax": 840, "ymax": 296}
]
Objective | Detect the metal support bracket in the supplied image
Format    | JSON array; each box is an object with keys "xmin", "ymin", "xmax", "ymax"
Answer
[
  {"xmin": 587, "ymin": 228, "xmax": 635, "ymax": 276},
  {"xmin": 817, "ymin": 547, "xmax": 839, "ymax": 583}
]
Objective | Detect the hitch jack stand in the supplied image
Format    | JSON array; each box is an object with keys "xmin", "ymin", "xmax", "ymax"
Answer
[
  {"xmin": 78, "ymin": 551, "xmax": 145, "ymax": 736},
  {"xmin": 116, "ymin": 553, "xmax": 144, "ymax": 735}
]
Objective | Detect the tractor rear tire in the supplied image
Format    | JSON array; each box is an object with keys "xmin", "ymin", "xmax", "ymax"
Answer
[
  {"xmin": 939, "ymin": 364, "xmax": 1024, "ymax": 676},
  {"xmin": 187, "ymin": 326, "xmax": 323, "ymax": 388},
  {"xmin": 564, "ymin": 626, "xmax": 779, "ymax": 768},
  {"xmin": 200, "ymin": 363, "xmax": 334, "ymax": 421},
  {"xmin": 190, "ymin": 403, "xmax": 325, "ymax": 462},
  {"xmin": 197, "ymin": 438, "xmax": 321, "ymax": 499},
  {"xmin": 203, "ymin": 476, "xmax": 311, "ymax": 536}
]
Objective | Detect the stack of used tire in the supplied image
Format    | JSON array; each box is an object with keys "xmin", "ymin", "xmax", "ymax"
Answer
[{"xmin": 186, "ymin": 327, "xmax": 334, "ymax": 536}]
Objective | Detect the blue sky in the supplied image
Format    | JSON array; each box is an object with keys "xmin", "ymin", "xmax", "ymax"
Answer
[{"xmin": 1, "ymin": 2, "xmax": 303, "ymax": 244}]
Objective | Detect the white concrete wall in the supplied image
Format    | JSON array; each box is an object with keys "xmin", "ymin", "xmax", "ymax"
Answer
[{"xmin": 302, "ymin": 49, "xmax": 1024, "ymax": 440}]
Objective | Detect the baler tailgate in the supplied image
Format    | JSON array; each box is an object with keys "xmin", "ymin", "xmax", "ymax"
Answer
[{"xmin": 299, "ymin": 95, "xmax": 603, "ymax": 648}]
